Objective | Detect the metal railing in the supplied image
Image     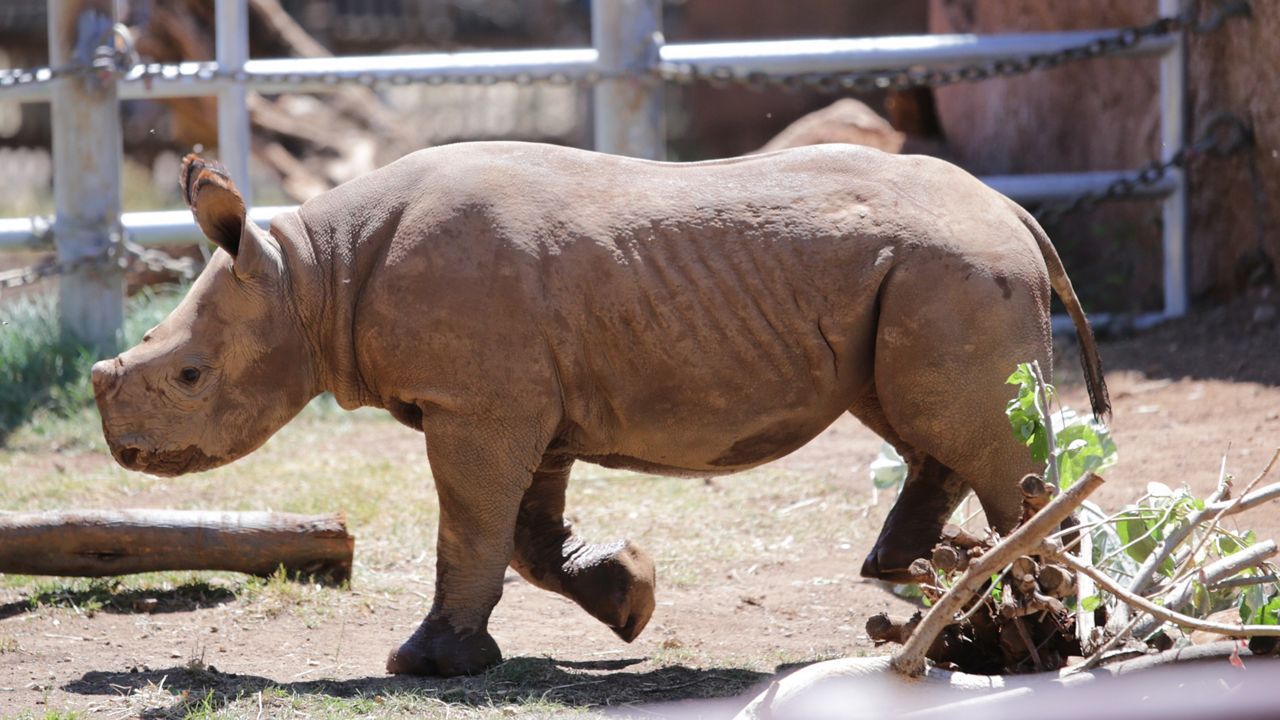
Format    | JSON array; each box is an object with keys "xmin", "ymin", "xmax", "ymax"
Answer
[{"xmin": 0, "ymin": 0, "xmax": 1238, "ymax": 351}]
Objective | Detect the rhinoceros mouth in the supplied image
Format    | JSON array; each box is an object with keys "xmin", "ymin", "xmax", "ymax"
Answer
[{"xmin": 112, "ymin": 442, "xmax": 219, "ymax": 477}]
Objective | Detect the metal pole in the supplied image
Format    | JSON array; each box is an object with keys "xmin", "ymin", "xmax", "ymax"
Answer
[
  {"xmin": 216, "ymin": 0, "xmax": 253, "ymax": 205},
  {"xmin": 48, "ymin": 0, "xmax": 124, "ymax": 356},
  {"xmin": 1159, "ymin": 0, "xmax": 1189, "ymax": 318},
  {"xmin": 591, "ymin": 0, "xmax": 664, "ymax": 159}
]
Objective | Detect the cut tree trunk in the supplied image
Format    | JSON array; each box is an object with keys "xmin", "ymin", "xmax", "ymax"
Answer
[{"xmin": 0, "ymin": 510, "xmax": 354, "ymax": 585}]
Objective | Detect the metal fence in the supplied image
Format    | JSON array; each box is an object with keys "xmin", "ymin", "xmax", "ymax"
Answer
[{"xmin": 0, "ymin": 0, "xmax": 1250, "ymax": 353}]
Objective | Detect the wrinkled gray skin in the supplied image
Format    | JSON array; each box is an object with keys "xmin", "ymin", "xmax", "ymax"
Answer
[{"xmin": 92, "ymin": 141, "xmax": 1108, "ymax": 677}]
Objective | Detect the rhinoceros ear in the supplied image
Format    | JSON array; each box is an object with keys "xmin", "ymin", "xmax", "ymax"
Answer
[{"xmin": 179, "ymin": 154, "xmax": 245, "ymax": 257}]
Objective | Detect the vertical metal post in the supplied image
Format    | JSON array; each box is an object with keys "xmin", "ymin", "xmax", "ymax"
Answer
[
  {"xmin": 1159, "ymin": 0, "xmax": 1189, "ymax": 318},
  {"xmin": 49, "ymin": 0, "xmax": 124, "ymax": 356},
  {"xmin": 591, "ymin": 0, "xmax": 665, "ymax": 159},
  {"xmin": 216, "ymin": 0, "xmax": 253, "ymax": 205}
]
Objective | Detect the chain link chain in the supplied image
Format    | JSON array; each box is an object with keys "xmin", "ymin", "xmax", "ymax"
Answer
[
  {"xmin": 0, "ymin": 226, "xmax": 198, "ymax": 295},
  {"xmin": 1033, "ymin": 111, "xmax": 1252, "ymax": 224}
]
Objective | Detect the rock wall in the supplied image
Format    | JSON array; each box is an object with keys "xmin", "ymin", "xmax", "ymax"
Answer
[{"xmin": 929, "ymin": 0, "xmax": 1277, "ymax": 308}]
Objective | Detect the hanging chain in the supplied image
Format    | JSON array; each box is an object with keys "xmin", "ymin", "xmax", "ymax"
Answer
[
  {"xmin": 1033, "ymin": 111, "xmax": 1252, "ymax": 224},
  {"xmin": 0, "ymin": 230, "xmax": 194, "ymax": 295},
  {"xmin": 0, "ymin": 225, "xmax": 123, "ymax": 294}
]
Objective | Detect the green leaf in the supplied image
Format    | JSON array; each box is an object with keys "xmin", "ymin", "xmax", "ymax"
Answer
[
  {"xmin": 1081, "ymin": 595, "xmax": 1102, "ymax": 613},
  {"xmin": 1241, "ymin": 583, "xmax": 1265, "ymax": 623},
  {"xmin": 1262, "ymin": 596, "xmax": 1280, "ymax": 626},
  {"xmin": 1245, "ymin": 594, "xmax": 1280, "ymax": 625},
  {"xmin": 1006, "ymin": 363, "xmax": 1050, "ymax": 464},
  {"xmin": 1215, "ymin": 534, "xmax": 1243, "ymax": 558},
  {"xmin": 1116, "ymin": 515, "xmax": 1167, "ymax": 571},
  {"xmin": 1056, "ymin": 421, "xmax": 1118, "ymax": 489},
  {"xmin": 989, "ymin": 575, "xmax": 1004, "ymax": 604}
]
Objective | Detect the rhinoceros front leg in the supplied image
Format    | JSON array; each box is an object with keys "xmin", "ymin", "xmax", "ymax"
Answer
[
  {"xmin": 385, "ymin": 415, "xmax": 542, "ymax": 677},
  {"xmin": 510, "ymin": 455, "xmax": 656, "ymax": 642}
]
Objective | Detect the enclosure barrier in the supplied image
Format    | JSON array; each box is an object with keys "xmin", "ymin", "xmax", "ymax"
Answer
[{"xmin": 0, "ymin": 0, "xmax": 1249, "ymax": 352}]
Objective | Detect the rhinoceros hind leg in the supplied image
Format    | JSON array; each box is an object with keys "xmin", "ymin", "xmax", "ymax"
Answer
[
  {"xmin": 860, "ymin": 454, "xmax": 969, "ymax": 583},
  {"xmin": 511, "ymin": 455, "xmax": 657, "ymax": 642}
]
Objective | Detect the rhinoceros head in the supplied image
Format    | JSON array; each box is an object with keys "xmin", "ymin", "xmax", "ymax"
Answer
[{"xmin": 91, "ymin": 157, "xmax": 317, "ymax": 476}]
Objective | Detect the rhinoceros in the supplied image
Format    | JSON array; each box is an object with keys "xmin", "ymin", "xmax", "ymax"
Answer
[{"xmin": 91, "ymin": 142, "xmax": 1108, "ymax": 676}]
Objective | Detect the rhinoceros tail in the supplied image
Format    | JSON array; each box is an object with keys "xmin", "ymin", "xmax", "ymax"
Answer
[
  {"xmin": 1011, "ymin": 201, "xmax": 1111, "ymax": 421},
  {"xmin": 179, "ymin": 154, "xmax": 246, "ymax": 256}
]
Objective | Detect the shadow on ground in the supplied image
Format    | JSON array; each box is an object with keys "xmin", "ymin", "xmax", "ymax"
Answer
[
  {"xmin": 63, "ymin": 657, "xmax": 770, "ymax": 717},
  {"xmin": 0, "ymin": 581, "xmax": 236, "ymax": 620},
  {"xmin": 1089, "ymin": 294, "xmax": 1280, "ymax": 387}
]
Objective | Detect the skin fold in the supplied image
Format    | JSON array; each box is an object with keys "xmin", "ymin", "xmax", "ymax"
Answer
[{"xmin": 91, "ymin": 142, "xmax": 1108, "ymax": 676}]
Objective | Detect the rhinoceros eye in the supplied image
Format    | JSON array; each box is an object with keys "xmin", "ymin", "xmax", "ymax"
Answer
[{"xmin": 178, "ymin": 367, "xmax": 202, "ymax": 385}]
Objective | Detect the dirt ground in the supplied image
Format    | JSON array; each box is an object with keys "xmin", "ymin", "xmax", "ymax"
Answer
[{"xmin": 0, "ymin": 293, "xmax": 1277, "ymax": 718}]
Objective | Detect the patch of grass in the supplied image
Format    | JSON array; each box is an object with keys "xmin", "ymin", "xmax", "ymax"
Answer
[
  {"xmin": 0, "ymin": 285, "xmax": 185, "ymax": 447},
  {"xmin": 240, "ymin": 566, "xmax": 342, "ymax": 623},
  {"xmin": 10, "ymin": 711, "xmax": 83, "ymax": 720}
]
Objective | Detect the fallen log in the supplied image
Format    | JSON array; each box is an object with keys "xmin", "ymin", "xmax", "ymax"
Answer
[{"xmin": 0, "ymin": 510, "xmax": 354, "ymax": 585}]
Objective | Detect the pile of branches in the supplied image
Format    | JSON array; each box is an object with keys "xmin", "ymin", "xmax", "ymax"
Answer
[
  {"xmin": 871, "ymin": 363, "xmax": 1280, "ymax": 678},
  {"xmin": 868, "ymin": 475, "xmax": 1086, "ymax": 674}
]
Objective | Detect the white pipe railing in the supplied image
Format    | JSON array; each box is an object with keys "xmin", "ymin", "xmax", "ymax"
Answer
[
  {"xmin": 1158, "ymin": 0, "xmax": 1191, "ymax": 317},
  {"xmin": 0, "ymin": 0, "xmax": 1190, "ymax": 349},
  {"xmin": 658, "ymin": 31, "xmax": 1174, "ymax": 74}
]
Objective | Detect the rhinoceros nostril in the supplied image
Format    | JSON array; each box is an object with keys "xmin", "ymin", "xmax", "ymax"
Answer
[{"xmin": 120, "ymin": 446, "xmax": 141, "ymax": 468}]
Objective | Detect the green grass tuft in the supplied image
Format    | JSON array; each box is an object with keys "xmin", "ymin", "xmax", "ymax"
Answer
[{"xmin": 0, "ymin": 286, "xmax": 185, "ymax": 445}]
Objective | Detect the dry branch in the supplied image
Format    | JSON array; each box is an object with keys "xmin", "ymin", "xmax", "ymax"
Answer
[
  {"xmin": 1124, "ymin": 449, "xmax": 1280, "ymax": 607},
  {"xmin": 0, "ymin": 510, "xmax": 354, "ymax": 584},
  {"xmin": 1130, "ymin": 539, "xmax": 1278, "ymax": 638},
  {"xmin": 1056, "ymin": 550, "xmax": 1280, "ymax": 638},
  {"xmin": 891, "ymin": 472, "xmax": 1105, "ymax": 677}
]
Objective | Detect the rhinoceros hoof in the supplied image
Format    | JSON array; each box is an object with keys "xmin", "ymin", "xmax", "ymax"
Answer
[
  {"xmin": 566, "ymin": 539, "xmax": 657, "ymax": 642},
  {"xmin": 385, "ymin": 619, "xmax": 501, "ymax": 677},
  {"xmin": 859, "ymin": 545, "xmax": 923, "ymax": 585}
]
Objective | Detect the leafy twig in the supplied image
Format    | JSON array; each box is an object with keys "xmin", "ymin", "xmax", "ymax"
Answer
[
  {"xmin": 1056, "ymin": 550, "xmax": 1280, "ymax": 638},
  {"xmin": 1120, "ymin": 450, "xmax": 1278, "ymax": 620},
  {"xmin": 1131, "ymin": 540, "xmax": 1278, "ymax": 638},
  {"xmin": 1168, "ymin": 448, "xmax": 1280, "ymax": 588}
]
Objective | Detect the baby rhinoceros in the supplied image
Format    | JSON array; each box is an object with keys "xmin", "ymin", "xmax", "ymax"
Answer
[{"xmin": 91, "ymin": 142, "xmax": 1108, "ymax": 676}]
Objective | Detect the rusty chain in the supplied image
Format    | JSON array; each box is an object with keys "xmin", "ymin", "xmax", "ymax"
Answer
[
  {"xmin": 1032, "ymin": 111, "xmax": 1253, "ymax": 224},
  {"xmin": 0, "ymin": 226, "xmax": 197, "ymax": 296},
  {"xmin": 0, "ymin": 226, "xmax": 120, "ymax": 295}
]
